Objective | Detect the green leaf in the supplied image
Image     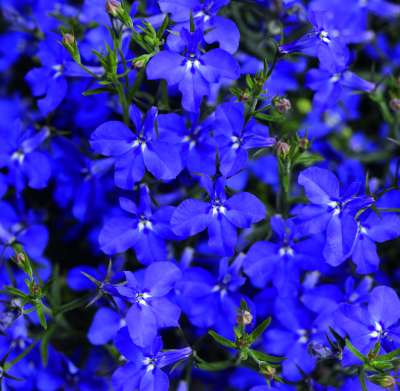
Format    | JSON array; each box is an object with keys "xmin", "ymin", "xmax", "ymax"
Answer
[
  {"xmin": 35, "ymin": 302, "xmax": 47, "ymax": 329},
  {"xmin": 294, "ymin": 152, "xmax": 324, "ymax": 167},
  {"xmin": 249, "ymin": 349, "xmax": 285, "ymax": 364},
  {"xmin": 82, "ymin": 87, "xmax": 112, "ymax": 96},
  {"xmin": 345, "ymin": 339, "xmax": 367, "ymax": 363},
  {"xmin": 249, "ymin": 317, "xmax": 271, "ymax": 343},
  {"xmin": 255, "ymin": 112, "xmax": 285, "ymax": 123},
  {"xmin": 377, "ymin": 348, "xmax": 400, "ymax": 361},
  {"xmin": 4, "ymin": 339, "xmax": 38, "ymax": 371},
  {"xmin": 4, "ymin": 286, "xmax": 28, "ymax": 299},
  {"xmin": 358, "ymin": 370, "xmax": 368, "ymax": 391},
  {"xmin": 40, "ymin": 325, "xmax": 56, "ymax": 367},
  {"xmin": 194, "ymin": 351, "xmax": 233, "ymax": 372},
  {"xmin": 157, "ymin": 15, "xmax": 170, "ymax": 39},
  {"xmin": 208, "ymin": 330, "xmax": 236, "ymax": 349}
]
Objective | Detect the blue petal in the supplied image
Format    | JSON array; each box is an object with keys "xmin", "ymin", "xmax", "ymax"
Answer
[
  {"xmin": 368, "ymin": 286, "xmax": 400, "ymax": 328},
  {"xmin": 140, "ymin": 368, "xmax": 169, "ymax": 391},
  {"xmin": 199, "ymin": 48, "xmax": 240, "ymax": 83},
  {"xmin": 99, "ymin": 217, "xmax": 139, "ymax": 255},
  {"xmin": 323, "ymin": 213, "xmax": 357, "ymax": 266},
  {"xmin": 171, "ymin": 199, "xmax": 211, "ymax": 237},
  {"xmin": 143, "ymin": 141, "xmax": 182, "ymax": 180},
  {"xmin": 146, "ymin": 51, "xmax": 186, "ymax": 85},
  {"xmin": 88, "ymin": 307, "xmax": 121, "ymax": 345},
  {"xmin": 114, "ymin": 150, "xmax": 145, "ymax": 189},
  {"xmin": 38, "ymin": 76, "xmax": 67, "ymax": 116},
  {"xmin": 151, "ymin": 297, "xmax": 181, "ymax": 328},
  {"xmin": 225, "ymin": 192, "xmax": 266, "ymax": 228},
  {"xmin": 90, "ymin": 121, "xmax": 135, "ymax": 156},
  {"xmin": 207, "ymin": 216, "xmax": 237, "ymax": 255},
  {"xmin": 298, "ymin": 167, "xmax": 340, "ymax": 205},
  {"xmin": 144, "ymin": 262, "xmax": 182, "ymax": 296},
  {"xmin": 204, "ymin": 16, "xmax": 240, "ymax": 54},
  {"xmin": 21, "ymin": 151, "xmax": 51, "ymax": 189},
  {"xmin": 126, "ymin": 304, "xmax": 158, "ymax": 347}
]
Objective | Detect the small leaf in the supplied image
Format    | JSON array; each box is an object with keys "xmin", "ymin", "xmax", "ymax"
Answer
[
  {"xmin": 249, "ymin": 349, "xmax": 285, "ymax": 363},
  {"xmin": 82, "ymin": 87, "xmax": 112, "ymax": 96},
  {"xmin": 208, "ymin": 330, "xmax": 236, "ymax": 349},
  {"xmin": 249, "ymin": 317, "xmax": 271, "ymax": 344},
  {"xmin": 377, "ymin": 348, "xmax": 400, "ymax": 361},
  {"xmin": 345, "ymin": 339, "xmax": 367, "ymax": 363},
  {"xmin": 294, "ymin": 152, "xmax": 324, "ymax": 167},
  {"xmin": 35, "ymin": 302, "xmax": 47, "ymax": 330}
]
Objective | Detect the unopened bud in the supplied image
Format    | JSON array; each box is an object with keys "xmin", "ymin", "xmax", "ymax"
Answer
[
  {"xmin": 236, "ymin": 309, "xmax": 253, "ymax": 326},
  {"xmin": 15, "ymin": 252, "xmax": 26, "ymax": 265},
  {"xmin": 62, "ymin": 33, "xmax": 81, "ymax": 63},
  {"xmin": 370, "ymin": 374, "xmax": 396, "ymax": 388},
  {"xmin": 260, "ymin": 365, "xmax": 276, "ymax": 379},
  {"xmin": 239, "ymin": 91, "xmax": 250, "ymax": 102},
  {"xmin": 299, "ymin": 137, "xmax": 309, "ymax": 150},
  {"xmin": 62, "ymin": 33, "xmax": 75, "ymax": 46},
  {"xmin": 106, "ymin": 0, "xmax": 121, "ymax": 16},
  {"xmin": 274, "ymin": 97, "xmax": 291, "ymax": 114},
  {"xmin": 389, "ymin": 98, "xmax": 400, "ymax": 112},
  {"xmin": 276, "ymin": 140, "xmax": 290, "ymax": 156}
]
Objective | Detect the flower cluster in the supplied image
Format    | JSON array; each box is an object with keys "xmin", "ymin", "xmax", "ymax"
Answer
[{"xmin": 0, "ymin": 0, "xmax": 400, "ymax": 390}]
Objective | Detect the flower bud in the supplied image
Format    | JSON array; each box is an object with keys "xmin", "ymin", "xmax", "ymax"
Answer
[
  {"xmin": 389, "ymin": 98, "xmax": 400, "ymax": 112},
  {"xmin": 236, "ymin": 309, "xmax": 253, "ymax": 326},
  {"xmin": 299, "ymin": 137, "xmax": 309, "ymax": 150},
  {"xmin": 369, "ymin": 374, "xmax": 396, "ymax": 388},
  {"xmin": 62, "ymin": 33, "xmax": 75, "ymax": 46},
  {"xmin": 62, "ymin": 33, "xmax": 81, "ymax": 63},
  {"xmin": 274, "ymin": 97, "xmax": 292, "ymax": 114},
  {"xmin": 276, "ymin": 140, "xmax": 290, "ymax": 156},
  {"xmin": 15, "ymin": 252, "xmax": 26, "ymax": 265},
  {"xmin": 106, "ymin": 0, "xmax": 121, "ymax": 16},
  {"xmin": 260, "ymin": 365, "xmax": 276, "ymax": 379}
]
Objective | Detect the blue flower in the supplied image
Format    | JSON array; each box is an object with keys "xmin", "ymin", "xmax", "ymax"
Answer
[
  {"xmin": 99, "ymin": 185, "xmax": 176, "ymax": 263},
  {"xmin": 279, "ymin": 9, "xmax": 350, "ymax": 69},
  {"xmin": 306, "ymin": 61, "xmax": 375, "ymax": 112},
  {"xmin": 214, "ymin": 102, "xmax": 275, "ymax": 177},
  {"xmin": 171, "ymin": 176, "xmax": 266, "ymax": 255},
  {"xmin": 0, "ymin": 122, "xmax": 51, "ymax": 191},
  {"xmin": 294, "ymin": 167, "xmax": 374, "ymax": 267},
  {"xmin": 90, "ymin": 105, "xmax": 183, "ymax": 189},
  {"xmin": 335, "ymin": 286, "xmax": 400, "ymax": 366},
  {"xmin": 159, "ymin": 0, "xmax": 240, "ymax": 54},
  {"xmin": 146, "ymin": 28, "xmax": 240, "ymax": 112},
  {"xmin": 157, "ymin": 112, "xmax": 217, "ymax": 175},
  {"xmin": 176, "ymin": 255, "xmax": 249, "ymax": 336},
  {"xmin": 115, "ymin": 262, "xmax": 181, "ymax": 347},
  {"xmin": 112, "ymin": 329, "xmax": 191, "ymax": 391},
  {"xmin": 243, "ymin": 215, "xmax": 323, "ymax": 296}
]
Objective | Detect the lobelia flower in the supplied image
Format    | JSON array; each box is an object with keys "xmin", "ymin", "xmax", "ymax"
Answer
[
  {"xmin": 146, "ymin": 27, "xmax": 240, "ymax": 112},
  {"xmin": 0, "ymin": 201, "xmax": 48, "ymax": 260},
  {"xmin": 293, "ymin": 167, "xmax": 374, "ymax": 267},
  {"xmin": 279, "ymin": 9, "xmax": 350, "ymax": 69},
  {"xmin": 25, "ymin": 33, "xmax": 102, "ymax": 116},
  {"xmin": 99, "ymin": 185, "xmax": 177, "ymax": 263},
  {"xmin": 243, "ymin": 215, "xmax": 323, "ymax": 297},
  {"xmin": 112, "ymin": 329, "xmax": 192, "ymax": 391},
  {"xmin": 171, "ymin": 176, "xmax": 266, "ymax": 256},
  {"xmin": 90, "ymin": 105, "xmax": 183, "ymax": 189},
  {"xmin": 334, "ymin": 286, "xmax": 400, "ymax": 366},
  {"xmin": 263, "ymin": 297, "xmax": 324, "ymax": 381},
  {"xmin": 0, "ymin": 122, "xmax": 51, "ymax": 192},
  {"xmin": 350, "ymin": 208, "xmax": 400, "ymax": 274},
  {"xmin": 159, "ymin": 0, "xmax": 240, "ymax": 54},
  {"xmin": 306, "ymin": 59, "xmax": 375, "ymax": 112},
  {"xmin": 214, "ymin": 102, "xmax": 275, "ymax": 177},
  {"xmin": 112, "ymin": 261, "xmax": 182, "ymax": 347},
  {"xmin": 157, "ymin": 111, "xmax": 217, "ymax": 176},
  {"xmin": 176, "ymin": 255, "xmax": 250, "ymax": 337}
]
